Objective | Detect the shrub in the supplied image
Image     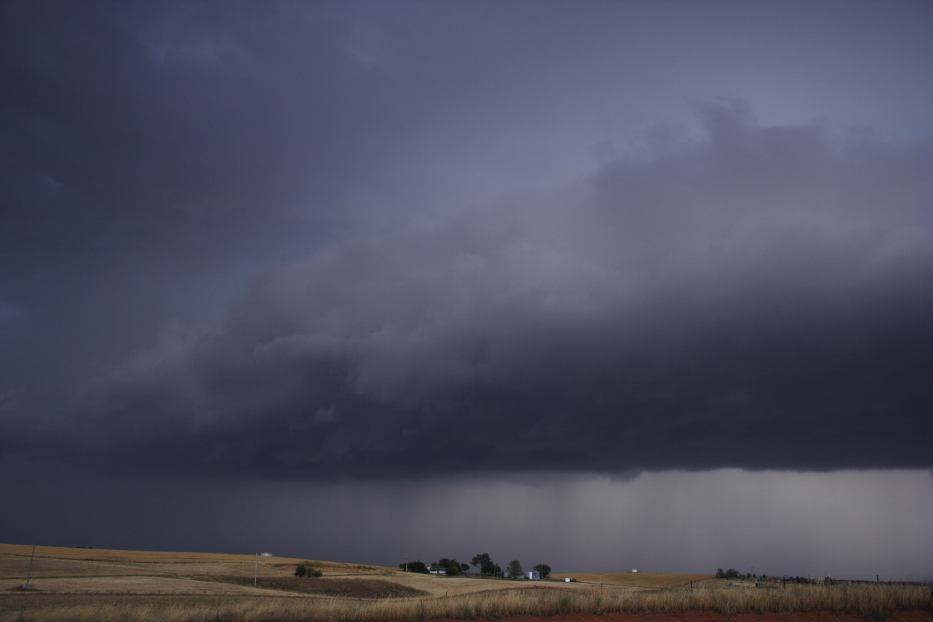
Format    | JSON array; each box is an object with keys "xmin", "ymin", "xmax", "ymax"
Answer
[{"xmin": 295, "ymin": 563, "xmax": 322, "ymax": 577}]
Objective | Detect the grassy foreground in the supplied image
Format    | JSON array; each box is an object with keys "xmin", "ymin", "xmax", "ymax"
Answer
[{"xmin": 3, "ymin": 583, "xmax": 930, "ymax": 621}]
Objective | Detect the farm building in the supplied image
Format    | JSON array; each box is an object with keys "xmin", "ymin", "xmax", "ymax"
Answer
[
  {"xmin": 527, "ymin": 570, "xmax": 541, "ymax": 580},
  {"xmin": 428, "ymin": 565, "xmax": 448, "ymax": 575}
]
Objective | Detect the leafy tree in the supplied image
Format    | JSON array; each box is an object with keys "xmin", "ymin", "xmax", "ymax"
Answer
[
  {"xmin": 533, "ymin": 563, "xmax": 552, "ymax": 578},
  {"xmin": 508, "ymin": 559, "xmax": 523, "ymax": 578},
  {"xmin": 435, "ymin": 558, "xmax": 465, "ymax": 576},
  {"xmin": 471, "ymin": 553, "xmax": 498, "ymax": 576},
  {"xmin": 471, "ymin": 553, "xmax": 490, "ymax": 567},
  {"xmin": 399, "ymin": 560, "xmax": 429, "ymax": 574}
]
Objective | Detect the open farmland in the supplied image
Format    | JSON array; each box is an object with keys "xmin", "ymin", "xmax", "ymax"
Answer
[
  {"xmin": 551, "ymin": 572, "xmax": 709, "ymax": 589},
  {"xmin": 1, "ymin": 544, "xmax": 929, "ymax": 621}
]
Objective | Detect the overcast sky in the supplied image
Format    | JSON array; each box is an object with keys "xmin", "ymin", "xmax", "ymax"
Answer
[{"xmin": 2, "ymin": 0, "xmax": 932, "ymax": 577}]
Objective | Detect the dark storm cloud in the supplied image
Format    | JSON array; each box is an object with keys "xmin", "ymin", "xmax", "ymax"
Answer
[
  {"xmin": 0, "ymin": 1, "xmax": 395, "ymax": 269},
  {"xmin": 64, "ymin": 105, "xmax": 933, "ymax": 477},
  {"xmin": 0, "ymin": 0, "xmax": 465, "ymax": 426},
  {"xmin": 3, "ymin": 1, "xmax": 933, "ymax": 480}
]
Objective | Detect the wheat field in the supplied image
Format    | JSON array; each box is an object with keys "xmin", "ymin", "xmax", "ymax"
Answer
[
  {"xmin": 1, "ymin": 543, "xmax": 929, "ymax": 621},
  {"xmin": 551, "ymin": 572, "xmax": 709, "ymax": 588}
]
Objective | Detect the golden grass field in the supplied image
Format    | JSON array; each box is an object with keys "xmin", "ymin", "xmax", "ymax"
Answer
[
  {"xmin": 1, "ymin": 543, "xmax": 929, "ymax": 621},
  {"xmin": 550, "ymin": 572, "xmax": 708, "ymax": 589}
]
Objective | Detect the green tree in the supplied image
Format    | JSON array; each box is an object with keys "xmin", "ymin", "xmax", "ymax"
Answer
[
  {"xmin": 533, "ymin": 563, "xmax": 551, "ymax": 578},
  {"xmin": 471, "ymin": 553, "xmax": 490, "ymax": 567},
  {"xmin": 435, "ymin": 558, "xmax": 465, "ymax": 576},
  {"xmin": 471, "ymin": 553, "xmax": 498, "ymax": 576},
  {"xmin": 399, "ymin": 560, "xmax": 428, "ymax": 574},
  {"xmin": 508, "ymin": 559, "xmax": 523, "ymax": 578}
]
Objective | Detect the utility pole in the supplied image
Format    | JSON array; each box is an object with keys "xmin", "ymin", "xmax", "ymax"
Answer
[
  {"xmin": 23, "ymin": 544, "xmax": 36, "ymax": 589},
  {"xmin": 254, "ymin": 553, "xmax": 259, "ymax": 587}
]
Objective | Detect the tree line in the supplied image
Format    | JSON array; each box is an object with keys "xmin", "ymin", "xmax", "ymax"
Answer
[{"xmin": 399, "ymin": 553, "xmax": 551, "ymax": 579}]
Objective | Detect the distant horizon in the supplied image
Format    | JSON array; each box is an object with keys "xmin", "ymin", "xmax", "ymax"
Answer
[
  {"xmin": 4, "ymin": 464, "xmax": 931, "ymax": 580},
  {"xmin": 4, "ymin": 536, "xmax": 931, "ymax": 584}
]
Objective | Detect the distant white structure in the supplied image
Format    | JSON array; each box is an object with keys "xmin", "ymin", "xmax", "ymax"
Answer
[
  {"xmin": 631, "ymin": 569, "xmax": 639, "ymax": 573},
  {"xmin": 428, "ymin": 565, "xmax": 448, "ymax": 575},
  {"xmin": 527, "ymin": 571, "xmax": 541, "ymax": 580},
  {"xmin": 564, "ymin": 577, "xmax": 572, "ymax": 583},
  {"xmin": 260, "ymin": 552, "xmax": 273, "ymax": 557}
]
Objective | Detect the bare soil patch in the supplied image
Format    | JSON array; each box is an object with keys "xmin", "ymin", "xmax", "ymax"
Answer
[
  {"xmin": 0, "ymin": 575, "xmax": 288, "ymax": 596},
  {"xmin": 207, "ymin": 576, "xmax": 428, "ymax": 598}
]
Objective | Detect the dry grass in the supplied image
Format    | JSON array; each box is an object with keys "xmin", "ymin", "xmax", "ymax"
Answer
[
  {"xmin": 0, "ymin": 543, "xmax": 389, "ymax": 580},
  {"xmin": 551, "ymin": 572, "xmax": 710, "ymax": 588},
  {"xmin": 2, "ymin": 543, "xmax": 928, "ymax": 621},
  {"xmin": 2, "ymin": 583, "xmax": 929, "ymax": 621},
  {"xmin": 0, "ymin": 575, "xmax": 302, "ymax": 596},
  {"xmin": 376, "ymin": 572, "xmax": 595, "ymax": 597},
  {"xmin": 0, "ymin": 543, "xmax": 562, "ymax": 598}
]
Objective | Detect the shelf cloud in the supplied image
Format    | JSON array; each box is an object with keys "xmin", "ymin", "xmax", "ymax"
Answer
[{"xmin": 63, "ymin": 103, "xmax": 933, "ymax": 478}]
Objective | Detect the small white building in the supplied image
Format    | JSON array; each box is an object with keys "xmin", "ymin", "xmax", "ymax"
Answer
[
  {"xmin": 527, "ymin": 571, "xmax": 541, "ymax": 580},
  {"xmin": 564, "ymin": 577, "xmax": 572, "ymax": 583},
  {"xmin": 631, "ymin": 569, "xmax": 639, "ymax": 573}
]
